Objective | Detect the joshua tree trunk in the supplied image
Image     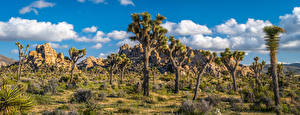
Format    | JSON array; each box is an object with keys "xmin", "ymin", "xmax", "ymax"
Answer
[
  {"xmin": 120, "ymin": 68, "xmax": 125, "ymax": 84},
  {"xmin": 17, "ymin": 56, "xmax": 22, "ymax": 81},
  {"xmin": 70, "ymin": 63, "xmax": 75, "ymax": 83},
  {"xmin": 174, "ymin": 67, "xmax": 180, "ymax": 94},
  {"xmin": 143, "ymin": 49, "xmax": 150, "ymax": 96},
  {"xmin": 193, "ymin": 64, "xmax": 208, "ymax": 100},
  {"xmin": 152, "ymin": 71, "xmax": 155, "ymax": 86},
  {"xmin": 109, "ymin": 66, "xmax": 113, "ymax": 85},
  {"xmin": 231, "ymin": 70, "xmax": 237, "ymax": 91},
  {"xmin": 255, "ymin": 72, "xmax": 261, "ymax": 87},
  {"xmin": 270, "ymin": 51, "xmax": 280, "ymax": 115}
]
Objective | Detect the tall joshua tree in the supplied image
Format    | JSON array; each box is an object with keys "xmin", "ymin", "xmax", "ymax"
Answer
[
  {"xmin": 68, "ymin": 47, "xmax": 86, "ymax": 83},
  {"xmin": 118, "ymin": 54, "xmax": 132, "ymax": 84},
  {"xmin": 128, "ymin": 12, "xmax": 168, "ymax": 96},
  {"xmin": 193, "ymin": 51, "xmax": 218, "ymax": 100},
  {"xmin": 251, "ymin": 57, "xmax": 265, "ymax": 87},
  {"xmin": 263, "ymin": 25, "xmax": 285, "ymax": 115},
  {"xmin": 220, "ymin": 48, "xmax": 245, "ymax": 91},
  {"xmin": 161, "ymin": 36, "xmax": 194, "ymax": 93},
  {"xmin": 16, "ymin": 42, "xmax": 29, "ymax": 81},
  {"xmin": 106, "ymin": 53, "xmax": 121, "ymax": 85}
]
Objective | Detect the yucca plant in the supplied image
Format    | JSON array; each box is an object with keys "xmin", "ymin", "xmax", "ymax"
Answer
[
  {"xmin": 68, "ymin": 47, "xmax": 86, "ymax": 83},
  {"xmin": 118, "ymin": 54, "xmax": 132, "ymax": 84},
  {"xmin": 250, "ymin": 57, "xmax": 265, "ymax": 87},
  {"xmin": 106, "ymin": 53, "xmax": 122, "ymax": 85},
  {"xmin": 0, "ymin": 85, "xmax": 33, "ymax": 114},
  {"xmin": 263, "ymin": 25, "xmax": 285, "ymax": 115}
]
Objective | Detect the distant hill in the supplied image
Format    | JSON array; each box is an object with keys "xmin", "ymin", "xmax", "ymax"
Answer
[
  {"xmin": 264, "ymin": 63, "xmax": 300, "ymax": 75},
  {"xmin": 0, "ymin": 54, "xmax": 16, "ymax": 66}
]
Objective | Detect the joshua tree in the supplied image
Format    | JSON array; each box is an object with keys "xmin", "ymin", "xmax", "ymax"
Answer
[
  {"xmin": 277, "ymin": 63, "xmax": 284, "ymax": 85},
  {"xmin": 193, "ymin": 50, "xmax": 218, "ymax": 100},
  {"xmin": 250, "ymin": 57, "xmax": 265, "ymax": 87},
  {"xmin": 15, "ymin": 42, "xmax": 29, "ymax": 81},
  {"xmin": 118, "ymin": 54, "xmax": 132, "ymax": 84},
  {"xmin": 161, "ymin": 36, "xmax": 194, "ymax": 93},
  {"xmin": 68, "ymin": 47, "xmax": 86, "ymax": 83},
  {"xmin": 128, "ymin": 12, "xmax": 168, "ymax": 96},
  {"xmin": 106, "ymin": 53, "xmax": 121, "ymax": 85},
  {"xmin": 220, "ymin": 48, "xmax": 245, "ymax": 91},
  {"xmin": 263, "ymin": 25, "xmax": 285, "ymax": 115}
]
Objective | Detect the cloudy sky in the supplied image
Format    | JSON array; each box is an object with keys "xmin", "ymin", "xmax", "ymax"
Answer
[{"xmin": 0, "ymin": 0, "xmax": 299, "ymax": 64}]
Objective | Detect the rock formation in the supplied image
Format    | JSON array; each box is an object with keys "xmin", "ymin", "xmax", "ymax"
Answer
[
  {"xmin": 26, "ymin": 43, "xmax": 72, "ymax": 70},
  {"xmin": 78, "ymin": 56, "xmax": 104, "ymax": 70},
  {"xmin": 118, "ymin": 43, "xmax": 253, "ymax": 76}
]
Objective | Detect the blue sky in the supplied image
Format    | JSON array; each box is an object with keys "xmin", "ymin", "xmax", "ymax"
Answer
[{"xmin": 0, "ymin": 0, "xmax": 299, "ymax": 64}]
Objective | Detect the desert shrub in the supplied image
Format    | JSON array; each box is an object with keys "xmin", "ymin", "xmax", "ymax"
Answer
[
  {"xmin": 117, "ymin": 90, "xmax": 126, "ymax": 97},
  {"xmin": 57, "ymin": 105, "xmax": 70, "ymax": 110},
  {"xmin": 118, "ymin": 107, "xmax": 136, "ymax": 114},
  {"xmin": 143, "ymin": 96, "xmax": 157, "ymax": 104},
  {"xmin": 152, "ymin": 84, "xmax": 161, "ymax": 92},
  {"xmin": 98, "ymin": 92, "xmax": 107, "ymax": 101},
  {"xmin": 66, "ymin": 81, "xmax": 78, "ymax": 89},
  {"xmin": 26, "ymin": 82, "xmax": 44, "ymax": 95},
  {"xmin": 43, "ymin": 79, "xmax": 58, "ymax": 95},
  {"xmin": 99, "ymin": 82, "xmax": 108, "ymax": 90},
  {"xmin": 72, "ymin": 89, "xmax": 93, "ymax": 103},
  {"xmin": 157, "ymin": 95, "xmax": 167, "ymax": 102},
  {"xmin": 42, "ymin": 109, "xmax": 79, "ymax": 115},
  {"xmin": 203, "ymin": 94, "xmax": 221, "ymax": 106},
  {"xmin": 34, "ymin": 95, "xmax": 53, "ymax": 105},
  {"xmin": 59, "ymin": 76, "xmax": 70, "ymax": 83},
  {"xmin": 178, "ymin": 100, "xmax": 212, "ymax": 114}
]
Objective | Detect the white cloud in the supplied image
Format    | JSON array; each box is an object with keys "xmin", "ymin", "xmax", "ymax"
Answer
[
  {"xmin": 19, "ymin": 0, "xmax": 55, "ymax": 15},
  {"xmin": 162, "ymin": 20, "xmax": 212, "ymax": 36},
  {"xmin": 180, "ymin": 35, "xmax": 230, "ymax": 50},
  {"xmin": 11, "ymin": 49, "xmax": 18, "ymax": 54},
  {"xmin": 117, "ymin": 38, "xmax": 138, "ymax": 47},
  {"xmin": 77, "ymin": 0, "xmax": 105, "ymax": 4},
  {"xmin": 279, "ymin": 7, "xmax": 300, "ymax": 50},
  {"xmin": 49, "ymin": 43, "xmax": 68, "ymax": 49},
  {"xmin": 98, "ymin": 53, "xmax": 109, "ymax": 58},
  {"xmin": 119, "ymin": 0, "xmax": 134, "ymax": 6},
  {"xmin": 107, "ymin": 30, "xmax": 129, "ymax": 40},
  {"xmin": 75, "ymin": 31, "xmax": 110, "ymax": 43},
  {"xmin": 82, "ymin": 26, "xmax": 97, "ymax": 33},
  {"xmin": 91, "ymin": 43, "xmax": 102, "ymax": 49},
  {"xmin": 0, "ymin": 17, "xmax": 77, "ymax": 41}
]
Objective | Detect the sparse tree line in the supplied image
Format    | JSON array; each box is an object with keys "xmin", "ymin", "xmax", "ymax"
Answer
[{"xmin": 0, "ymin": 12, "xmax": 293, "ymax": 115}]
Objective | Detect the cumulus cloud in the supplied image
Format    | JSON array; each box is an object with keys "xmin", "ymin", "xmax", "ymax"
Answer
[
  {"xmin": 279, "ymin": 7, "xmax": 300, "ymax": 50},
  {"xmin": 0, "ymin": 17, "xmax": 77, "ymax": 41},
  {"xmin": 179, "ymin": 35, "xmax": 230, "ymax": 50},
  {"xmin": 11, "ymin": 49, "xmax": 18, "ymax": 54},
  {"xmin": 119, "ymin": 0, "xmax": 134, "ymax": 6},
  {"xmin": 91, "ymin": 43, "xmax": 102, "ymax": 49},
  {"xmin": 19, "ymin": 0, "xmax": 55, "ymax": 15},
  {"xmin": 75, "ymin": 31, "xmax": 110, "ymax": 43},
  {"xmin": 117, "ymin": 38, "xmax": 138, "ymax": 47},
  {"xmin": 49, "ymin": 43, "xmax": 69, "ymax": 49},
  {"xmin": 162, "ymin": 20, "xmax": 212, "ymax": 36},
  {"xmin": 107, "ymin": 30, "xmax": 129, "ymax": 40},
  {"xmin": 82, "ymin": 26, "xmax": 97, "ymax": 33}
]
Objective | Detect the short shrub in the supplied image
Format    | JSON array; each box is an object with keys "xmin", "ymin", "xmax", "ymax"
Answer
[
  {"xmin": 98, "ymin": 92, "xmax": 107, "ymax": 101},
  {"xmin": 73, "ymin": 89, "xmax": 93, "ymax": 103}
]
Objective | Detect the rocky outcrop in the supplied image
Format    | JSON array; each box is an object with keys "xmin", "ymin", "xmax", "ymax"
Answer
[
  {"xmin": 118, "ymin": 43, "xmax": 254, "ymax": 76},
  {"xmin": 26, "ymin": 43, "xmax": 72, "ymax": 70},
  {"xmin": 78, "ymin": 56, "xmax": 104, "ymax": 70}
]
